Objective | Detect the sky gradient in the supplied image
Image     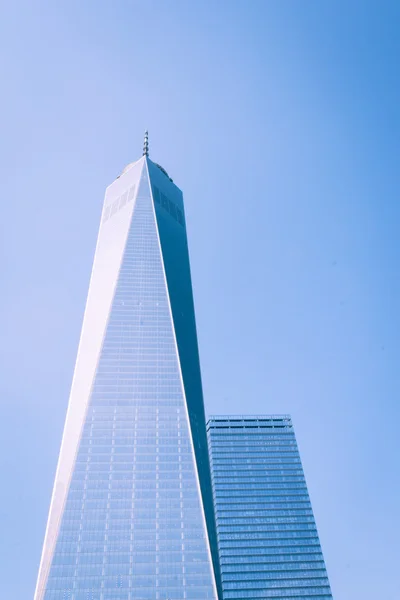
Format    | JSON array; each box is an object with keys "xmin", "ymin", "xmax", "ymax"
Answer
[{"xmin": 0, "ymin": 2, "xmax": 399, "ymax": 598}]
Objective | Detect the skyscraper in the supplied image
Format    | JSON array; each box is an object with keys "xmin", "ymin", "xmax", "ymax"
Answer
[
  {"xmin": 34, "ymin": 139, "xmax": 220, "ymax": 600},
  {"xmin": 207, "ymin": 415, "xmax": 333, "ymax": 599}
]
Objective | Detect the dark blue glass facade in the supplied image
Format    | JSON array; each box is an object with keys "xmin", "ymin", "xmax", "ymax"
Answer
[
  {"xmin": 148, "ymin": 160, "xmax": 222, "ymax": 596},
  {"xmin": 207, "ymin": 416, "xmax": 333, "ymax": 600}
]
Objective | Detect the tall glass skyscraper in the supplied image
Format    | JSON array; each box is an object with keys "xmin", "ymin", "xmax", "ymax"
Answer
[
  {"xmin": 34, "ymin": 143, "xmax": 220, "ymax": 600},
  {"xmin": 207, "ymin": 416, "xmax": 333, "ymax": 599}
]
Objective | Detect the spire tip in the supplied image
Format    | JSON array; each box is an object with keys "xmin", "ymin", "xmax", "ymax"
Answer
[{"xmin": 143, "ymin": 130, "xmax": 149, "ymax": 157}]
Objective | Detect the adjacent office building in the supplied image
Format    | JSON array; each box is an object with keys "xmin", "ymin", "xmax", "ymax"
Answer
[
  {"xmin": 207, "ymin": 416, "xmax": 333, "ymax": 599},
  {"xmin": 34, "ymin": 140, "xmax": 332, "ymax": 599}
]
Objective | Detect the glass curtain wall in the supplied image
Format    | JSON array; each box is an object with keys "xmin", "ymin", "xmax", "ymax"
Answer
[
  {"xmin": 39, "ymin": 162, "xmax": 217, "ymax": 600},
  {"xmin": 207, "ymin": 416, "xmax": 333, "ymax": 600}
]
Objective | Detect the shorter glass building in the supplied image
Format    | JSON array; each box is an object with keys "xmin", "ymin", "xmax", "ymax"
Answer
[{"xmin": 207, "ymin": 416, "xmax": 333, "ymax": 600}]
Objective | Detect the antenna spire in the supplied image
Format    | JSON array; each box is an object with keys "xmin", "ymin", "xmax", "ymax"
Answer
[{"xmin": 143, "ymin": 130, "xmax": 149, "ymax": 157}]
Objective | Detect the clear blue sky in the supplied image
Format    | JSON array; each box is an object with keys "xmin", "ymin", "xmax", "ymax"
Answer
[{"xmin": 0, "ymin": 1, "xmax": 399, "ymax": 598}]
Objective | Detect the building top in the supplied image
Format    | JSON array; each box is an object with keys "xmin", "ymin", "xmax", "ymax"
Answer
[
  {"xmin": 121, "ymin": 158, "xmax": 141, "ymax": 176},
  {"xmin": 207, "ymin": 415, "xmax": 293, "ymax": 430},
  {"xmin": 118, "ymin": 132, "xmax": 173, "ymax": 182},
  {"xmin": 208, "ymin": 414, "xmax": 291, "ymax": 421}
]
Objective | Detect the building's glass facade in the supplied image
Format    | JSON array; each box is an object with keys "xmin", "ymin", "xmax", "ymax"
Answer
[
  {"xmin": 34, "ymin": 145, "xmax": 334, "ymax": 600},
  {"xmin": 34, "ymin": 155, "xmax": 219, "ymax": 600},
  {"xmin": 207, "ymin": 416, "xmax": 333, "ymax": 600}
]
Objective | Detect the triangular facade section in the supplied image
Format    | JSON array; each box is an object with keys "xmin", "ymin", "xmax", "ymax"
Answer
[{"xmin": 147, "ymin": 158, "xmax": 222, "ymax": 596}]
